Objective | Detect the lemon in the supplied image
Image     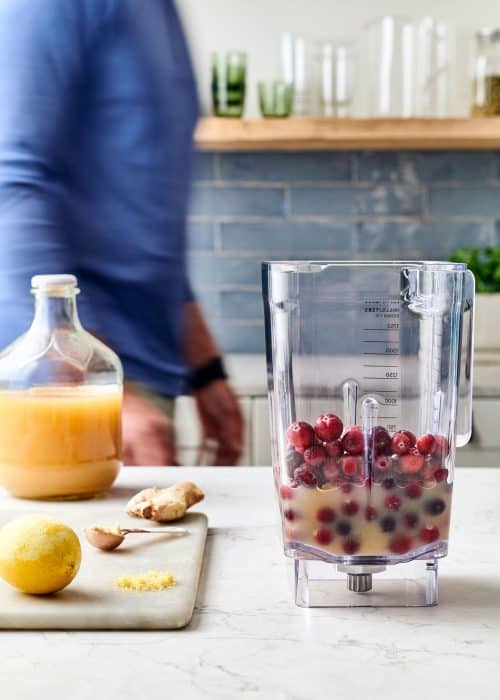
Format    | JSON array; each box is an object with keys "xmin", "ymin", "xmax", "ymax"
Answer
[{"xmin": 0, "ymin": 515, "xmax": 81, "ymax": 594}]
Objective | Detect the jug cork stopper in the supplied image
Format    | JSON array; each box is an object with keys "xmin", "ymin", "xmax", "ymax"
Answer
[{"xmin": 31, "ymin": 274, "xmax": 78, "ymax": 292}]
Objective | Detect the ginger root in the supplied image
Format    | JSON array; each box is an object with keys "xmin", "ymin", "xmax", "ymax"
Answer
[{"xmin": 126, "ymin": 481, "xmax": 204, "ymax": 522}]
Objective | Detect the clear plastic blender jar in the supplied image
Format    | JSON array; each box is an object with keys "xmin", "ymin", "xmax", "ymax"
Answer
[{"xmin": 263, "ymin": 261, "xmax": 474, "ymax": 607}]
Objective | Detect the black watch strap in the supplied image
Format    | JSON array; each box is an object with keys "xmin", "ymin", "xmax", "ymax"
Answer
[{"xmin": 189, "ymin": 356, "xmax": 228, "ymax": 391}]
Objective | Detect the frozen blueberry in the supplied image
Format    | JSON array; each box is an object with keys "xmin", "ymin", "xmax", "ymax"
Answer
[
  {"xmin": 380, "ymin": 515, "xmax": 396, "ymax": 533},
  {"xmin": 335, "ymin": 520, "xmax": 352, "ymax": 536},
  {"xmin": 424, "ymin": 498, "xmax": 446, "ymax": 516}
]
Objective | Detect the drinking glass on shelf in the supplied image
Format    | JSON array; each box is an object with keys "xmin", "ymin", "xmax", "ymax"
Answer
[
  {"xmin": 211, "ymin": 51, "xmax": 247, "ymax": 117},
  {"xmin": 317, "ymin": 42, "xmax": 355, "ymax": 117},
  {"xmin": 471, "ymin": 28, "xmax": 500, "ymax": 116},
  {"xmin": 258, "ymin": 81, "xmax": 293, "ymax": 118},
  {"xmin": 364, "ymin": 16, "xmax": 414, "ymax": 117},
  {"xmin": 415, "ymin": 17, "xmax": 449, "ymax": 117},
  {"xmin": 282, "ymin": 33, "xmax": 317, "ymax": 115}
]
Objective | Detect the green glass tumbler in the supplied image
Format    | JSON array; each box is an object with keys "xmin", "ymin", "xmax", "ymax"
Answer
[
  {"xmin": 212, "ymin": 51, "xmax": 247, "ymax": 117},
  {"xmin": 258, "ymin": 81, "xmax": 293, "ymax": 118}
]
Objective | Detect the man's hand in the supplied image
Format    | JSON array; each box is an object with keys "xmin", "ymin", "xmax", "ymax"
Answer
[
  {"xmin": 194, "ymin": 379, "xmax": 244, "ymax": 466},
  {"xmin": 122, "ymin": 384, "xmax": 176, "ymax": 466}
]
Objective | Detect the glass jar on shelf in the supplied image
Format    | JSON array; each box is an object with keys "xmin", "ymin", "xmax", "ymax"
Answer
[
  {"xmin": 472, "ymin": 28, "xmax": 500, "ymax": 116},
  {"xmin": 0, "ymin": 275, "xmax": 123, "ymax": 500}
]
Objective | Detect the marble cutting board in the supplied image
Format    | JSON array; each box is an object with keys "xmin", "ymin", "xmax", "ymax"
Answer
[{"xmin": 0, "ymin": 493, "xmax": 208, "ymax": 630}]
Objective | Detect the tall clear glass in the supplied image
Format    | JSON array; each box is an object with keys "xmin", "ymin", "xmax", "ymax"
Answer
[
  {"xmin": 263, "ymin": 261, "xmax": 474, "ymax": 607},
  {"xmin": 0, "ymin": 275, "xmax": 123, "ymax": 500}
]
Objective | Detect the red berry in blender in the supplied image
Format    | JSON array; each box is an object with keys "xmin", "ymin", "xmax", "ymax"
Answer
[
  {"xmin": 340, "ymin": 455, "xmax": 360, "ymax": 477},
  {"xmin": 340, "ymin": 482, "xmax": 353, "ymax": 494},
  {"xmin": 286, "ymin": 421, "xmax": 315, "ymax": 451},
  {"xmin": 342, "ymin": 538, "xmax": 360, "ymax": 555},
  {"xmin": 321, "ymin": 457, "xmax": 340, "ymax": 483},
  {"xmin": 284, "ymin": 508, "xmax": 296, "ymax": 521},
  {"xmin": 314, "ymin": 527, "xmax": 333, "ymax": 546},
  {"xmin": 304, "ymin": 444, "xmax": 327, "ymax": 467},
  {"xmin": 374, "ymin": 454, "xmax": 392, "ymax": 471},
  {"xmin": 342, "ymin": 500, "xmax": 359, "ymax": 517},
  {"xmin": 432, "ymin": 435, "xmax": 449, "ymax": 459},
  {"xmin": 335, "ymin": 520, "xmax": 352, "ymax": 536},
  {"xmin": 434, "ymin": 467, "xmax": 449, "ymax": 483},
  {"xmin": 314, "ymin": 413, "xmax": 343, "ymax": 442},
  {"xmin": 381, "ymin": 477, "xmax": 396, "ymax": 490},
  {"xmin": 280, "ymin": 485, "xmax": 294, "ymax": 500},
  {"xmin": 293, "ymin": 465, "xmax": 318, "ymax": 488},
  {"xmin": 342, "ymin": 426, "xmax": 364, "ymax": 455},
  {"xmin": 372, "ymin": 426, "xmax": 391, "ymax": 454},
  {"xmin": 316, "ymin": 506, "xmax": 336, "ymax": 524},
  {"xmin": 416, "ymin": 433, "xmax": 435, "ymax": 455},
  {"xmin": 389, "ymin": 535, "xmax": 412, "ymax": 554},
  {"xmin": 399, "ymin": 448, "xmax": 424, "ymax": 474},
  {"xmin": 424, "ymin": 498, "xmax": 446, "ymax": 516},
  {"xmin": 325, "ymin": 439, "xmax": 343, "ymax": 458},
  {"xmin": 403, "ymin": 512, "xmax": 419, "ymax": 529},
  {"xmin": 405, "ymin": 481, "xmax": 423, "ymax": 499},
  {"xmin": 365, "ymin": 505, "xmax": 378, "ymax": 521},
  {"xmin": 391, "ymin": 430, "xmax": 416, "ymax": 455},
  {"xmin": 420, "ymin": 525, "xmax": 440, "ymax": 543},
  {"xmin": 384, "ymin": 494, "xmax": 402, "ymax": 511}
]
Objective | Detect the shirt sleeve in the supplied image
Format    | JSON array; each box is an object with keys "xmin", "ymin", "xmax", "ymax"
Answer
[{"xmin": 0, "ymin": 1, "xmax": 95, "ymax": 322}]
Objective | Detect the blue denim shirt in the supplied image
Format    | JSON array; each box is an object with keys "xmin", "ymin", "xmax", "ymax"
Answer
[{"xmin": 0, "ymin": 0, "xmax": 198, "ymax": 395}]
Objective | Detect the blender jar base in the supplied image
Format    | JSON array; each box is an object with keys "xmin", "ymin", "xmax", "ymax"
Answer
[{"xmin": 294, "ymin": 557, "xmax": 438, "ymax": 607}]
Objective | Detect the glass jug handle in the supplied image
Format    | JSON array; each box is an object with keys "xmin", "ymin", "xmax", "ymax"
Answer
[{"xmin": 456, "ymin": 269, "xmax": 475, "ymax": 447}]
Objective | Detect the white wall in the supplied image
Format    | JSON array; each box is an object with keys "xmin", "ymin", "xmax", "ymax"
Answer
[{"xmin": 176, "ymin": 0, "xmax": 500, "ymax": 117}]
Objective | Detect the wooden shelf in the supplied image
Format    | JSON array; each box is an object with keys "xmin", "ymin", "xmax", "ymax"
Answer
[{"xmin": 194, "ymin": 117, "xmax": 500, "ymax": 151}]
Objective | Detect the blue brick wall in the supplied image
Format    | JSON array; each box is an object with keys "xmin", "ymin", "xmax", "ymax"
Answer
[{"xmin": 188, "ymin": 151, "xmax": 500, "ymax": 353}]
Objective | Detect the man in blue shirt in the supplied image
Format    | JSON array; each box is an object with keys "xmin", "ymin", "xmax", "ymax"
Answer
[{"xmin": 0, "ymin": 0, "xmax": 243, "ymax": 465}]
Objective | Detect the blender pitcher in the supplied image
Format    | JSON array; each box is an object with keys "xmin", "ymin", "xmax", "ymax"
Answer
[{"xmin": 263, "ymin": 261, "xmax": 474, "ymax": 607}]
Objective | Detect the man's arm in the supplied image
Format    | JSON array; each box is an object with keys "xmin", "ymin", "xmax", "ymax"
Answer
[{"xmin": 182, "ymin": 300, "xmax": 244, "ymax": 466}]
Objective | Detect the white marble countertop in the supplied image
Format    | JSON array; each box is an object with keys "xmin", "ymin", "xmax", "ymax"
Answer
[{"xmin": 1, "ymin": 467, "xmax": 500, "ymax": 700}]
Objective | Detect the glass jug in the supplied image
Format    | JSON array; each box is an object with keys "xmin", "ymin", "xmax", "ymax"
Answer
[
  {"xmin": 263, "ymin": 261, "xmax": 474, "ymax": 607},
  {"xmin": 471, "ymin": 28, "xmax": 500, "ymax": 116},
  {"xmin": 0, "ymin": 275, "xmax": 123, "ymax": 500}
]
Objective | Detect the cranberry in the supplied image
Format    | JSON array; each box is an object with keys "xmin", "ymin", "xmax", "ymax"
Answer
[
  {"xmin": 314, "ymin": 413, "xmax": 343, "ymax": 442},
  {"xmin": 342, "ymin": 426, "xmax": 365, "ymax": 456},
  {"xmin": 420, "ymin": 525, "xmax": 440, "ymax": 543},
  {"xmin": 384, "ymin": 494, "xmax": 402, "ymax": 511},
  {"xmin": 280, "ymin": 485, "xmax": 294, "ymax": 500},
  {"xmin": 286, "ymin": 421, "xmax": 315, "ymax": 451},
  {"xmin": 403, "ymin": 512, "xmax": 419, "ymax": 529},
  {"xmin": 304, "ymin": 444, "xmax": 327, "ymax": 468},
  {"xmin": 293, "ymin": 465, "xmax": 318, "ymax": 488},
  {"xmin": 325, "ymin": 439, "xmax": 343, "ymax": 458},
  {"xmin": 399, "ymin": 448, "xmax": 424, "ymax": 474},
  {"xmin": 285, "ymin": 447, "xmax": 303, "ymax": 474},
  {"xmin": 340, "ymin": 455, "xmax": 361, "ymax": 477},
  {"xmin": 380, "ymin": 516, "xmax": 396, "ymax": 532},
  {"xmin": 284, "ymin": 508, "xmax": 296, "ymax": 521},
  {"xmin": 434, "ymin": 468, "xmax": 449, "ymax": 483},
  {"xmin": 321, "ymin": 457, "xmax": 340, "ymax": 482},
  {"xmin": 314, "ymin": 527, "xmax": 333, "ymax": 546},
  {"xmin": 432, "ymin": 435, "xmax": 449, "ymax": 459},
  {"xmin": 290, "ymin": 480, "xmax": 299, "ymax": 489},
  {"xmin": 391, "ymin": 430, "xmax": 416, "ymax": 455},
  {"xmin": 405, "ymin": 482, "xmax": 423, "ymax": 499},
  {"xmin": 372, "ymin": 426, "xmax": 391, "ymax": 454},
  {"xmin": 416, "ymin": 433, "xmax": 435, "ymax": 455},
  {"xmin": 316, "ymin": 506, "xmax": 336, "ymax": 524},
  {"xmin": 389, "ymin": 535, "xmax": 413, "ymax": 555},
  {"xmin": 342, "ymin": 538, "xmax": 360, "ymax": 555},
  {"xmin": 381, "ymin": 477, "xmax": 396, "ymax": 490},
  {"xmin": 340, "ymin": 482, "xmax": 353, "ymax": 494},
  {"xmin": 424, "ymin": 498, "xmax": 446, "ymax": 516},
  {"xmin": 365, "ymin": 505, "xmax": 378, "ymax": 521},
  {"xmin": 374, "ymin": 454, "xmax": 392, "ymax": 472},
  {"xmin": 342, "ymin": 500, "xmax": 359, "ymax": 517},
  {"xmin": 336, "ymin": 520, "xmax": 352, "ymax": 536}
]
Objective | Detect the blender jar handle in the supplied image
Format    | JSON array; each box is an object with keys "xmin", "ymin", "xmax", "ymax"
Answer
[{"xmin": 456, "ymin": 269, "xmax": 475, "ymax": 447}]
